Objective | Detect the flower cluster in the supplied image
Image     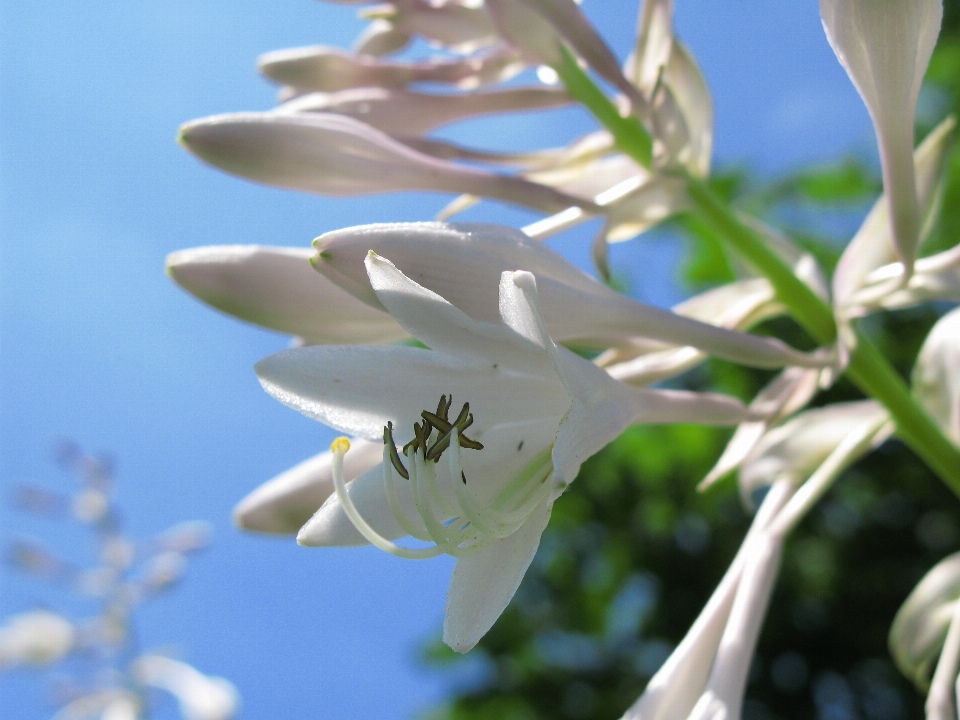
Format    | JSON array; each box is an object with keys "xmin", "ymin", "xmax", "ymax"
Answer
[
  {"xmin": 3, "ymin": 443, "xmax": 238, "ymax": 720},
  {"xmin": 168, "ymin": 0, "xmax": 960, "ymax": 717}
]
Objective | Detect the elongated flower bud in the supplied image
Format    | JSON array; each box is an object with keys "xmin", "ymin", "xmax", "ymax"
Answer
[
  {"xmin": 166, "ymin": 245, "xmax": 407, "ymax": 345},
  {"xmin": 258, "ymin": 45, "xmax": 525, "ymax": 94},
  {"xmin": 179, "ymin": 112, "xmax": 594, "ymax": 215},
  {"xmin": 313, "ymin": 222, "xmax": 832, "ymax": 370},
  {"xmin": 278, "ymin": 85, "xmax": 571, "ymax": 136}
]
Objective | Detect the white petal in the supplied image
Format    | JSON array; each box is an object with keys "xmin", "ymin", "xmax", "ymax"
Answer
[
  {"xmin": 233, "ymin": 438, "xmax": 383, "ymax": 535},
  {"xmin": 629, "ymin": 0, "xmax": 673, "ymax": 96},
  {"xmin": 166, "ymin": 245, "xmax": 407, "ymax": 345},
  {"xmin": 365, "ymin": 251, "xmax": 550, "ymax": 373},
  {"xmin": 0, "ymin": 610, "xmax": 75, "ymax": 668},
  {"xmin": 386, "ymin": 0, "xmax": 498, "ymax": 53},
  {"xmin": 867, "ymin": 243, "xmax": 960, "ymax": 311},
  {"xmin": 622, "ymin": 482, "xmax": 793, "ymax": 720},
  {"xmin": 315, "ymin": 222, "xmax": 831, "ymax": 369},
  {"xmin": 258, "ymin": 45, "xmax": 524, "ymax": 93},
  {"xmin": 508, "ymin": 0, "xmax": 647, "ymax": 110},
  {"xmin": 820, "ymin": 0, "xmax": 942, "ymax": 271},
  {"xmin": 443, "ymin": 496, "xmax": 553, "ymax": 653},
  {"xmin": 297, "ymin": 461, "xmax": 407, "ymax": 546},
  {"xmin": 664, "ymin": 41, "xmax": 713, "ymax": 178},
  {"xmin": 913, "ymin": 306, "xmax": 960, "ymax": 444},
  {"xmin": 255, "ymin": 345, "xmax": 569, "ymax": 441},
  {"xmin": 352, "ymin": 19, "xmax": 412, "ymax": 57},
  {"xmin": 690, "ymin": 532, "xmax": 784, "ymax": 720},
  {"xmin": 552, "ymin": 383, "xmax": 745, "ymax": 492},
  {"xmin": 834, "ymin": 116, "xmax": 955, "ymax": 313},
  {"xmin": 178, "ymin": 112, "xmax": 588, "ymax": 214},
  {"xmin": 315, "ymin": 221, "xmax": 607, "ymax": 323},
  {"xmin": 278, "ymin": 86, "xmax": 571, "ymax": 136},
  {"xmin": 890, "ymin": 551, "xmax": 960, "ymax": 689}
]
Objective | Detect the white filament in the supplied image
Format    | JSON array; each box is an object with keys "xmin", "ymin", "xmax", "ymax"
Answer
[{"xmin": 330, "ymin": 438, "xmax": 442, "ymax": 560}]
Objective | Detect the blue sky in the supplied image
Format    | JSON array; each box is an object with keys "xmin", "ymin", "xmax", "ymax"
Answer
[{"xmin": 0, "ymin": 2, "xmax": 873, "ymax": 718}]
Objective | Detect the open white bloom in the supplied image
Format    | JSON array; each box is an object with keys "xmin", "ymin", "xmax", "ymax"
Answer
[
  {"xmin": 913, "ymin": 305, "xmax": 960, "ymax": 444},
  {"xmin": 0, "ymin": 610, "xmax": 75, "ymax": 668},
  {"xmin": 255, "ymin": 252, "xmax": 747, "ymax": 651},
  {"xmin": 820, "ymin": 0, "xmax": 943, "ymax": 273},
  {"xmin": 137, "ymin": 655, "xmax": 239, "ymax": 720},
  {"xmin": 166, "ymin": 245, "xmax": 407, "ymax": 346},
  {"xmin": 233, "ymin": 437, "xmax": 383, "ymax": 534},
  {"xmin": 890, "ymin": 552, "xmax": 960, "ymax": 719},
  {"xmin": 313, "ymin": 222, "xmax": 832, "ymax": 369}
]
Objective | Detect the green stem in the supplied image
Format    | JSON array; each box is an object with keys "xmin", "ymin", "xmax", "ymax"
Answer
[
  {"xmin": 687, "ymin": 177, "xmax": 960, "ymax": 494},
  {"xmin": 554, "ymin": 45, "xmax": 653, "ymax": 170}
]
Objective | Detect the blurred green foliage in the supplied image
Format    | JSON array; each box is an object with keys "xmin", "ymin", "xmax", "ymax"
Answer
[{"xmin": 422, "ymin": 7, "xmax": 960, "ymax": 720}]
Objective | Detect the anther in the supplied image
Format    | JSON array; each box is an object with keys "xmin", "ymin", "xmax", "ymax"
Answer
[{"xmin": 383, "ymin": 422, "xmax": 409, "ymax": 480}]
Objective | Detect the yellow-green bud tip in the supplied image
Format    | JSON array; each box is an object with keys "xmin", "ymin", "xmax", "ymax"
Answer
[{"xmin": 331, "ymin": 437, "xmax": 351, "ymax": 454}]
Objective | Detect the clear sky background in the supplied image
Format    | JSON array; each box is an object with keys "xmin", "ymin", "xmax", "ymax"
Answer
[{"xmin": 0, "ymin": 2, "xmax": 874, "ymax": 718}]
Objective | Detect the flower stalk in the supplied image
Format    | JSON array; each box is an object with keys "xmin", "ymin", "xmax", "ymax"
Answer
[
  {"xmin": 555, "ymin": 45, "xmax": 653, "ymax": 170},
  {"xmin": 685, "ymin": 175, "xmax": 960, "ymax": 494}
]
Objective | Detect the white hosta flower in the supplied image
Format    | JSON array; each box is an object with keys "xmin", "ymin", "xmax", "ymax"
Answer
[
  {"xmin": 256, "ymin": 253, "xmax": 747, "ymax": 651},
  {"xmin": 179, "ymin": 112, "xmax": 594, "ymax": 215},
  {"xmin": 354, "ymin": 0, "xmax": 498, "ymax": 55},
  {"xmin": 138, "ymin": 655, "xmax": 239, "ymax": 720},
  {"xmin": 820, "ymin": 0, "xmax": 943, "ymax": 273},
  {"xmin": 737, "ymin": 401, "xmax": 893, "ymax": 524},
  {"xmin": 258, "ymin": 45, "xmax": 525, "ymax": 96},
  {"xmin": 277, "ymin": 85, "xmax": 571, "ymax": 136},
  {"xmin": 0, "ymin": 610, "xmax": 75, "ymax": 668},
  {"xmin": 233, "ymin": 437, "xmax": 383, "ymax": 534},
  {"xmin": 913, "ymin": 305, "xmax": 960, "ymax": 445},
  {"xmin": 834, "ymin": 116, "xmax": 955, "ymax": 317},
  {"xmin": 627, "ymin": 0, "xmax": 712, "ymax": 177},
  {"xmin": 166, "ymin": 245, "xmax": 407, "ymax": 345},
  {"xmin": 486, "ymin": 0, "xmax": 646, "ymax": 111},
  {"xmin": 313, "ymin": 222, "xmax": 832, "ymax": 369},
  {"xmin": 622, "ymin": 482, "xmax": 793, "ymax": 720}
]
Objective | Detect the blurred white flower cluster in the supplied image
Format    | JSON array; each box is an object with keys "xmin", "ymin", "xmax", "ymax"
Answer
[
  {"xmin": 166, "ymin": 0, "xmax": 960, "ymax": 717},
  {"xmin": 3, "ymin": 442, "xmax": 239, "ymax": 720}
]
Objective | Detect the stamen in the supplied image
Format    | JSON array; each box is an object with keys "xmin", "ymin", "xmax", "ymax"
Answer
[
  {"xmin": 409, "ymin": 447, "xmax": 470, "ymax": 555},
  {"xmin": 329, "ymin": 438, "xmax": 441, "ymax": 560},
  {"xmin": 366, "ymin": 395, "xmax": 551, "ymax": 561},
  {"xmin": 383, "ymin": 422, "xmax": 409, "ymax": 480},
  {"xmin": 381, "ymin": 446, "xmax": 431, "ymax": 542}
]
